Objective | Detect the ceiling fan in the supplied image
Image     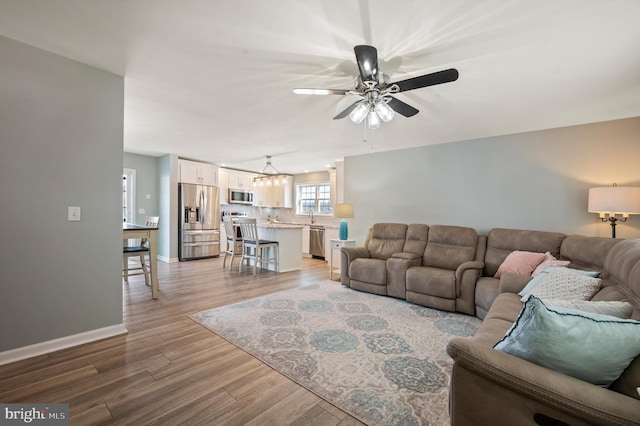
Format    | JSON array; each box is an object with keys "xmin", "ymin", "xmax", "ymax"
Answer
[{"xmin": 293, "ymin": 45, "xmax": 459, "ymax": 129}]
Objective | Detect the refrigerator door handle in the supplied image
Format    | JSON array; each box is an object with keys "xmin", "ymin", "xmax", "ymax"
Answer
[{"xmin": 200, "ymin": 190, "xmax": 205, "ymax": 225}]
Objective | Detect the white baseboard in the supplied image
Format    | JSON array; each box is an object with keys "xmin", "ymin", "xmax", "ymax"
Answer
[
  {"xmin": 0, "ymin": 324, "xmax": 128, "ymax": 366},
  {"xmin": 157, "ymin": 255, "xmax": 179, "ymax": 263}
]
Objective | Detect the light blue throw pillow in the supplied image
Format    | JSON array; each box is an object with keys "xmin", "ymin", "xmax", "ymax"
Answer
[
  {"xmin": 493, "ymin": 296, "xmax": 640, "ymax": 387},
  {"xmin": 517, "ymin": 267, "xmax": 601, "ymax": 297}
]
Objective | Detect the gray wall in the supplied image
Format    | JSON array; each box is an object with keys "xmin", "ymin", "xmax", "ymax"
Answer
[
  {"xmin": 123, "ymin": 152, "xmax": 160, "ymax": 224},
  {"xmin": 0, "ymin": 36, "xmax": 124, "ymax": 351},
  {"xmin": 345, "ymin": 117, "xmax": 640, "ymax": 244}
]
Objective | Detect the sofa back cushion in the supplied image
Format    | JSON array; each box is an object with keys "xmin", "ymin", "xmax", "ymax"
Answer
[
  {"xmin": 561, "ymin": 235, "xmax": 619, "ymax": 271},
  {"xmin": 484, "ymin": 228, "xmax": 566, "ymax": 277},
  {"xmin": 602, "ymin": 239, "xmax": 640, "ymax": 317},
  {"xmin": 423, "ymin": 225, "xmax": 478, "ymax": 270},
  {"xmin": 366, "ymin": 223, "xmax": 408, "ymax": 260},
  {"xmin": 403, "ymin": 224, "xmax": 429, "ymax": 256},
  {"xmin": 602, "ymin": 239, "xmax": 640, "ymax": 400}
]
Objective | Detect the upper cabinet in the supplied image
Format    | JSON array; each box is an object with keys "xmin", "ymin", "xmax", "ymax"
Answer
[
  {"xmin": 252, "ymin": 175, "xmax": 292, "ymax": 208},
  {"xmin": 218, "ymin": 168, "xmax": 257, "ymax": 204},
  {"xmin": 218, "ymin": 168, "xmax": 229, "ymax": 203},
  {"xmin": 227, "ymin": 170, "xmax": 255, "ymax": 190},
  {"xmin": 179, "ymin": 159, "xmax": 218, "ymax": 186}
]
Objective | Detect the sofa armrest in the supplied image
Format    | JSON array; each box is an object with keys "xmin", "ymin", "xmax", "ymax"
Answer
[
  {"xmin": 340, "ymin": 247, "xmax": 371, "ymax": 286},
  {"xmin": 447, "ymin": 338, "xmax": 640, "ymax": 425},
  {"xmin": 454, "ymin": 261, "xmax": 485, "ymax": 315},
  {"xmin": 386, "ymin": 256, "xmax": 422, "ymax": 299},
  {"xmin": 498, "ymin": 272, "xmax": 532, "ymax": 294},
  {"xmin": 454, "ymin": 260, "xmax": 484, "ymax": 282}
]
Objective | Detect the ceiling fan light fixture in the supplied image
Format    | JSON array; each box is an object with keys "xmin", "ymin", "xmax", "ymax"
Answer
[
  {"xmin": 375, "ymin": 100, "xmax": 395, "ymax": 122},
  {"xmin": 367, "ymin": 110, "xmax": 381, "ymax": 130},
  {"xmin": 349, "ymin": 103, "xmax": 368, "ymax": 124}
]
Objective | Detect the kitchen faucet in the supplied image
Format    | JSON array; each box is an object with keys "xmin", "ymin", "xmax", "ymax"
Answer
[{"xmin": 308, "ymin": 211, "xmax": 314, "ymax": 224}]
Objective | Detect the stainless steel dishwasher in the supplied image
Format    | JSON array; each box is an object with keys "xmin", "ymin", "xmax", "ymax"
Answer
[{"xmin": 309, "ymin": 226, "xmax": 325, "ymax": 259}]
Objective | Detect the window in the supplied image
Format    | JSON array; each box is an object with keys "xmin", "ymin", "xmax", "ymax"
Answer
[{"xmin": 297, "ymin": 183, "xmax": 332, "ymax": 215}]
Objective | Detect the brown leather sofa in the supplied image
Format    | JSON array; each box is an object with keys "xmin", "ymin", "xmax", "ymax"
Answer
[
  {"xmin": 341, "ymin": 224, "xmax": 640, "ymax": 425},
  {"xmin": 341, "ymin": 223, "xmax": 484, "ymax": 315}
]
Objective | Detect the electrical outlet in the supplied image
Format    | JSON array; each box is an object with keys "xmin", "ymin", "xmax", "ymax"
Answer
[
  {"xmin": 146, "ymin": 194, "xmax": 151, "ymax": 200},
  {"xmin": 68, "ymin": 206, "xmax": 81, "ymax": 221},
  {"xmin": 138, "ymin": 208, "xmax": 146, "ymax": 214}
]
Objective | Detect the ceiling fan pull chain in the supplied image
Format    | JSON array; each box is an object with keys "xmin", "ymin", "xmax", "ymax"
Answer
[{"xmin": 362, "ymin": 120, "xmax": 367, "ymax": 143}]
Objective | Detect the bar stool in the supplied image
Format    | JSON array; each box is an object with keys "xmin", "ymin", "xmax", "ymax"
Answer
[
  {"xmin": 222, "ymin": 216, "xmax": 243, "ymax": 270},
  {"xmin": 237, "ymin": 218, "xmax": 279, "ymax": 276}
]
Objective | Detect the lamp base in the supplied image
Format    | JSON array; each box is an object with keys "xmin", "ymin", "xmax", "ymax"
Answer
[{"xmin": 339, "ymin": 219, "xmax": 348, "ymax": 240}]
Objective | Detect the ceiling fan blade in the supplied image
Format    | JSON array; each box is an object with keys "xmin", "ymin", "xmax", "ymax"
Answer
[
  {"xmin": 387, "ymin": 97, "xmax": 419, "ymax": 117},
  {"xmin": 293, "ymin": 88, "xmax": 350, "ymax": 95},
  {"xmin": 393, "ymin": 68, "xmax": 459, "ymax": 92},
  {"xmin": 354, "ymin": 45, "xmax": 379, "ymax": 83},
  {"xmin": 333, "ymin": 101, "xmax": 362, "ymax": 119}
]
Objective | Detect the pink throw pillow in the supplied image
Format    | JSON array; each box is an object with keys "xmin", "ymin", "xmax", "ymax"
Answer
[
  {"xmin": 532, "ymin": 255, "xmax": 571, "ymax": 276},
  {"xmin": 495, "ymin": 250, "xmax": 547, "ymax": 278}
]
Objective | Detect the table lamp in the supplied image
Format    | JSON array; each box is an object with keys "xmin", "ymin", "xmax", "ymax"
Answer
[{"xmin": 334, "ymin": 203, "xmax": 354, "ymax": 240}]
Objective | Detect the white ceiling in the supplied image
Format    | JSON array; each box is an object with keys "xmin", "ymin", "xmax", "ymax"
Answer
[{"xmin": 1, "ymin": 0, "xmax": 639, "ymax": 174}]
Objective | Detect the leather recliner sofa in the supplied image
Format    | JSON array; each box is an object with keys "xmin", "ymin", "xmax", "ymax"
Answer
[{"xmin": 340, "ymin": 223, "xmax": 640, "ymax": 425}]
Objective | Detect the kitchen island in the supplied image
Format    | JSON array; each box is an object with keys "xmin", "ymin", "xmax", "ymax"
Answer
[{"xmin": 256, "ymin": 223, "xmax": 303, "ymax": 272}]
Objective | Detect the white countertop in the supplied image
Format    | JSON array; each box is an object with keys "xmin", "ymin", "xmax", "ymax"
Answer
[
  {"xmin": 257, "ymin": 222, "xmax": 304, "ymax": 229},
  {"xmin": 258, "ymin": 221, "xmax": 339, "ymax": 229}
]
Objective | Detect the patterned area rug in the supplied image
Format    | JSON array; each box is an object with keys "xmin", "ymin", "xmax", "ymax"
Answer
[{"xmin": 190, "ymin": 281, "xmax": 481, "ymax": 425}]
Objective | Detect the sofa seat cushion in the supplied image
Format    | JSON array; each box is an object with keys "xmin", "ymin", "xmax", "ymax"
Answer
[
  {"xmin": 350, "ymin": 258, "xmax": 387, "ymax": 285},
  {"xmin": 406, "ymin": 266, "xmax": 455, "ymax": 299}
]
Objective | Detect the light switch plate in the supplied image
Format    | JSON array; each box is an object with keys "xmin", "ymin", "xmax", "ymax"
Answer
[
  {"xmin": 138, "ymin": 208, "xmax": 146, "ymax": 214},
  {"xmin": 68, "ymin": 206, "xmax": 81, "ymax": 221}
]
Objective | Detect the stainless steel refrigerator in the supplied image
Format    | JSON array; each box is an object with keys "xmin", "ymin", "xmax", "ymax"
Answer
[{"xmin": 179, "ymin": 183, "xmax": 220, "ymax": 260}]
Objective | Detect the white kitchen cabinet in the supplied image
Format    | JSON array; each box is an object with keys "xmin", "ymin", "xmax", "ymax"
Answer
[
  {"xmin": 271, "ymin": 175, "xmax": 292, "ymax": 208},
  {"xmin": 252, "ymin": 177, "xmax": 270, "ymax": 207},
  {"xmin": 218, "ymin": 169, "xmax": 229, "ymax": 204},
  {"xmin": 227, "ymin": 170, "xmax": 255, "ymax": 190},
  {"xmin": 219, "ymin": 223, "xmax": 227, "ymax": 251},
  {"xmin": 179, "ymin": 159, "xmax": 218, "ymax": 186},
  {"xmin": 252, "ymin": 175, "xmax": 292, "ymax": 208},
  {"xmin": 302, "ymin": 225, "xmax": 310, "ymax": 256}
]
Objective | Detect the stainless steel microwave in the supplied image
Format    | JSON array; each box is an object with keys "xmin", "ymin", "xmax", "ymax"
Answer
[{"xmin": 228, "ymin": 189, "xmax": 253, "ymax": 204}]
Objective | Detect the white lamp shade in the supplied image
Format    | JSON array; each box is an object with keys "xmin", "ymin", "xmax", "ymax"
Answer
[
  {"xmin": 588, "ymin": 186, "xmax": 640, "ymax": 214},
  {"xmin": 334, "ymin": 203, "xmax": 354, "ymax": 218}
]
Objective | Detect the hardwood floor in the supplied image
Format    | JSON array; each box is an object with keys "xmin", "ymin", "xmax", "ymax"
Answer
[{"xmin": 0, "ymin": 257, "xmax": 365, "ymax": 425}]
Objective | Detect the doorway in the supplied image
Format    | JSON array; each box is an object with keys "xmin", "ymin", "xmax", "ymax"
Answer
[{"xmin": 123, "ymin": 168, "xmax": 136, "ymax": 224}]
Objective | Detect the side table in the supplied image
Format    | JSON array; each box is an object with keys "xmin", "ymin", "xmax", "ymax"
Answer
[{"xmin": 329, "ymin": 239, "xmax": 356, "ymax": 280}]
